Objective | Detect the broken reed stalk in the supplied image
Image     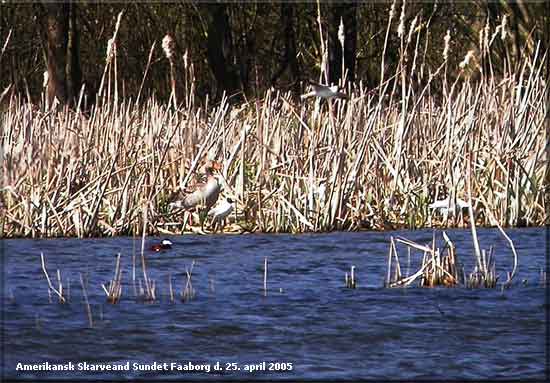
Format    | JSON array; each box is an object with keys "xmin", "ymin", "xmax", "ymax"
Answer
[
  {"xmin": 463, "ymin": 182, "xmax": 522, "ymax": 288},
  {"xmin": 392, "ymin": 237, "xmax": 401, "ymax": 282},
  {"xmin": 467, "ymin": 156, "xmax": 484, "ymax": 275},
  {"xmin": 387, "ymin": 234, "xmax": 461, "ymax": 288},
  {"xmin": 140, "ymin": 204, "xmax": 155, "ymax": 301},
  {"xmin": 385, "ymin": 238, "xmax": 393, "ymax": 287},
  {"xmin": 263, "ymin": 257, "xmax": 268, "ymax": 296},
  {"xmin": 132, "ymin": 231, "xmax": 137, "ymax": 297},
  {"xmin": 0, "ymin": 28, "xmax": 12, "ymax": 63},
  {"xmin": 40, "ymin": 252, "xmax": 66, "ymax": 303},
  {"xmin": 406, "ymin": 247, "xmax": 411, "ymax": 278},
  {"xmin": 182, "ymin": 261, "xmax": 195, "ymax": 302},
  {"xmin": 388, "ymin": 228, "xmax": 516, "ymax": 289},
  {"xmin": 101, "ymin": 253, "xmax": 123, "ymax": 303},
  {"xmin": 476, "ymin": 190, "xmax": 519, "ymax": 287},
  {"xmin": 162, "ymin": 34, "xmax": 177, "ymax": 108},
  {"xmin": 80, "ymin": 272, "xmax": 93, "ymax": 328},
  {"xmin": 168, "ymin": 272, "xmax": 174, "ymax": 303},
  {"xmin": 346, "ymin": 265, "xmax": 356, "ymax": 288},
  {"xmin": 136, "ymin": 41, "xmax": 156, "ymax": 106},
  {"xmin": 56, "ymin": 269, "xmax": 63, "ymax": 301}
]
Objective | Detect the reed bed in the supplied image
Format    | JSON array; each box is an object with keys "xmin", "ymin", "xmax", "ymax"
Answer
[
  {"xmin": 386, "ymin": 234, "xmax": 463, "ymax": 288},
  {"xmin": 1, "ymin": 19, "xmax": 547, "ymax": 238},
  {"xmin": 35, "ymin": 244, "xmax": 542, "ymax": 330},
  {"xmin": 386, "ymin": 222, "xmax": 518, "ymax": 289}
]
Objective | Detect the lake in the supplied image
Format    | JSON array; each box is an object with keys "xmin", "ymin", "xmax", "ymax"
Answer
[{"xmin": 2, "ymin": 228, "xmax": 546, "ymax": 380}]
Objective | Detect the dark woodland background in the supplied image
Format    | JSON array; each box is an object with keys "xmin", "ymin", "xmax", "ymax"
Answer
[{"xmin": 1, "ymin": 1, "xmax": 548, "ymax": 106}]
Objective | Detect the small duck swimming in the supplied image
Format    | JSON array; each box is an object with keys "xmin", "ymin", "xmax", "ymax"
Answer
[{"xmin": 150, "ymin": 239, "xmax": 173, "ymax": 252}]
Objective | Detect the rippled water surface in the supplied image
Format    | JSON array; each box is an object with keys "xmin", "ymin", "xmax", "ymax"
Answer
[{"xmin": 2, "ymin": 228, "xmax": 546, "ymax": 380}]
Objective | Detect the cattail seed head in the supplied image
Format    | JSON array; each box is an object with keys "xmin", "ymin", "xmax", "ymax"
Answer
[
  {"xmin": 389, "ymin": 0, "xmax": 396, "ymax": 21},
  {"xmin": 162, "ymin": 34, "xmax": 175, "ymax": 61},
  {"xmin": 105, "ymin": 11, "xmax": 123, "ymax": 65},
  {"xmin": 443, "ymin": 30, "xmax": 451, "ymax": 61},
  {"xmin": 338, "ymin": 18, "xmax": 345, "ymax": 47},
  {"xmin": 397, "ymin": 0, "xmax": 406, "ymax": 37}
]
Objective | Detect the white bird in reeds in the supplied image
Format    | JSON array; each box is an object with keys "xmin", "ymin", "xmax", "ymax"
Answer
[
  {"xmin": 429, "ymin": 196, "xmax": 470, "ymax": 216},
  {"xmin": 300, "ymin": 80, "xmax": 348, "ymax": 100},
  {"xmin": 208, "ymin": 197, "xmax": 234, "ymax": 233},
  {"xmin": 169, "ymin": 160, "xmax": 222, "ymax": 230}
]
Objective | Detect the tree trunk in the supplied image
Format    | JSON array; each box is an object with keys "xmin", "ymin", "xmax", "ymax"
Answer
[
  {"xmin": 39, "ymin": 2, "xmax": 81, "ymax": 106},
  {"xmin": 206, "ymin": 4, "xmax": 240, "ymax": 98},
  {"xmin": 328, "ymin": 3, "xmax": 357, "ymax": 86},
  {"xmin": 271, "ymin": 3, "xmax": 300, "ymax": 89},
  {"xmin": 67, "ymin": 2, "xmax": 81, "ymax": 103}
]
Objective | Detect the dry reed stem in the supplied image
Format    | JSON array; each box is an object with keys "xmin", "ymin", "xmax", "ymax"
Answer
[
  {"xmin": 98, "ymin": 11, "xmax": 124, "ymax": 102},
  {"xmin": 139, "ymin": 204, "xmax": 154, "ymax": 301},
  {"xmin": 79, "ymin": 272, "xmax": 93, "ymax": 328},
  {"xmin": 102, "ymin": 253, "xmax": 123, "ymax": 303},
  {"xmin": 40, "ymin": 253, "xmax": 65, "ymax": 303},
  {"xmin": 168, "ymin": 272, "xmax": 174, "ymax": 303},
  {"xmin": 346, "ymin": 265, "xmax": 356, "ymax": 289},
  {"xmin": 136, "ymin": 41, "xmax": 157, "ymax": 108},
  {"xmin": 0, "ymin": 28, "xmax": 12, "ymax": 64},
  {"xmin": 475, "ymin": 181, "xmax": 519, "ymax": 286},
  {"xmin": 182, "ymin": 260, "xmax": 195, "ymax": 301},
  {"xmin": 263, "ymin": 257, "xmax": 268, "ymax": 295},
  {"xmin": 132, "ymin": 232, "xmax": 137, "ymax": 296}
]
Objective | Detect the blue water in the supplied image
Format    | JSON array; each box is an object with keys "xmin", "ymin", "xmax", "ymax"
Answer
[{"xmin": 2, "ymin": 228, "xmax": 546, "ymax": 380}]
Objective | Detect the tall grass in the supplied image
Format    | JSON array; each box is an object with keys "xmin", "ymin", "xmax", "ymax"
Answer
[{"xmin": 0, "ymin": 14, "xmax": 547, "ymax": 238}]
